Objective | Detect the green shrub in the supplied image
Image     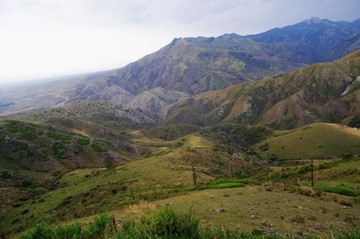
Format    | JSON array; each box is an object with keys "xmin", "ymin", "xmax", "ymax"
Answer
[
  {"xmin": 342, "ymin": 153, "xmax": 354, "ymax": 160},
  {"xmin": 77, "ymin": 137, "xmax": 91, "ymax": 146},
  {"xmin": 47, "ymin": 131, "xmax": 72, "ymax": 141},
  {"xmin": 22, "ymin": 222, "xmax": 53, "ymax": 239},
  {"xmin": 52, "ymin": 142, "xmax": 68, "ymax": 159},
  {"xmin": 315, "ymin": 185, "xmax": 359, "ymax": 196},
  {"xmin": 20, "ymin": 131, "xmax": 38, "ymax": 141},
  {"xmin": 4, "ymin": 120, "xmax": 20, "ymax": 133},
  {"xmin": 82, "ymin": 213, "xmax": 113, "ymax": 239},
  {"xmin": 115, "ymin": 206, "xmax": 200, "ymax": 239},
  {"xmin": 1, "ymin": 170, "xmax": 11, "ymax": 179},
  {"xmin": 22, "ymin": 180, "xmax": 32, "ymax": 187},
  {"xmin": 53, "ymin": 223, "xmax": 82, "ymax": 239},
  {"xmin": 335, "ymin": 230, "xmax": 360, "ymax": 239},
  {"xmin": 291, "ymin": 215, "xmax": 305, "ymax": 223},
  {"xmin": 22, "ymin": 214, "xmax": 113, "ymax": 239},
  {"xmin": 91, "ymin": 143, "xmax": 103, "ymax": 152},
  {"xmin": 348, "ymin": 115, "xmax": 360, "ymax": 128},
  {"xmin": 198, "ymin": 179, "xmax": 251, "ymax": 190},
  {"xmin": 19, "ymin": 208, "xmax": 360, "ymax": 239}
]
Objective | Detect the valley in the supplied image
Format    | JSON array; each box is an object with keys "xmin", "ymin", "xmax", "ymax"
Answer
[{"xmin": 1, "ymin": 117, "xmax": 359, "ymax": 238}]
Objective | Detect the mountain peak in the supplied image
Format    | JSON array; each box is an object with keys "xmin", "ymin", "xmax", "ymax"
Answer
[
  {"xmin": 301, "ymin": 17, "xmax": 334, "ymax": 25},
  {"xmin": 219, "ymin": 33, "xmax": 241, "ymax": 39},
  {"xmin": 303, "ymin": 17, "xmax": 323, "ymax": 23}
]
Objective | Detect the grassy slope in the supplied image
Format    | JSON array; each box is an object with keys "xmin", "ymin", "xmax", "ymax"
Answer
[
  {"xmin": 253, "ymin": 123, "xmax": 360, "ymax": 160},
  {"xmin": 7, "ymin": 126, "xmax": 360, "ymax": 238},
  {"xmin": 151, "ymin": 186, "xmax": 360, "ymax": 237},
  {"xmin": 57, "ymin": 157, "xmax": 360, "ymax": 237},
  {"xmin": 11, "ymin": 161, "xmax": 360, "ymax": 239},
  {"xmin": 4, "ymin": 131, "xmax": 241, "ymax": 236}
]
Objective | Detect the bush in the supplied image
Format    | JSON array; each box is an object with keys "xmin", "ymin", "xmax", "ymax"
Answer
[
  {"xmin": 315, "ymin": 185, "xmax": 359, "ymax": 196},
  {"xmin": 4, "ymin": 120, "xmax": 20, "ymax": 133},
  {"xmin": 52, "ymin": 142, "xmax": 68, "ymax": 159},
  {"xmin": 22, "ymin": 214, "xmax": 112, "ymax": 239},
  {"xmin": 22, "ymin": 222, "xmax": 53, "ymax": 239},
  {"xmin": 291, "ymin": 215, "xmax": 305, "ymax": 224},
  {"xmin": 198, "ymin": 179, "xmax": 251, "ymax": 190},
  {"xmin": 342, "ymin": 153, "xmax": 354, "ymax": 160},
  {"xmin": 335, "ymin": 230, "xmax": 360, "ymax": 239},
  {"xmin": 82, "ymin": 214, "xmax": 113, "ymax": 239},
  {"xmin": 20, "ymin": 131, "xmax": 38, "ymax": 141},
  {"xmin": 348, "ymin": 115, "xmax": 360, "ymax": 128},
  {"xmin": 77, "ymin": 138, "xmax": 91, "ymax": 146},
  {"xmin": 115, "ymin": 206, "xmax": 200, "ymax": 239},
  {"xmin": 53, "ymin": 223, "xmax": 82, "ymax": 239},
  {"xmin": 1, "ymin": 170, "xmax": 11, "ymax": 179},
  {"xmin": 20, "ymin": 208, "xmax": 360, "ymax": 239},
  {"xmin": 22, "ymin": 180, "xmax": 32, "ymax": 187},
  {"xmin": 47, "ymin": 131, "xmax": 72, "ymax": 141},
  {"xmin": 91, "ymin": 143, "xmax": 104, "ymax": 152}
]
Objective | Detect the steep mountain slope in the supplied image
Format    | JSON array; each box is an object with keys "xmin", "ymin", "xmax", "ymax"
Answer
[
  {"xmin": 127, "ymin": 87, "xmax": 189, "ymax": 117},
  {"xmin": 164, "ymin": 50, "xmax": 360, "ymax": 129},
  {"xmin": 71, "ymin": 74, "xmax": 134, "ymax": 104},
  {"xmin": 1, "ymin": 18, "xmax": 359, "ymax": 118},
  {"xmin": 327, "ymin": 33, "xmax": 360, "ymax": 60},
  {"xmin": 247, "ymin": 17, "xmax": 360, "ymax": 62},
  {"xmin": 20, "ymin": 100, "xmax": 159, "ymax": 130},
  {"xmin": 76, "ymin": 37, "xmax": 305, "ymax": 97},
  {"xmin": 71, "ymin": 18, "xmax": 360, "ymax": 107}
]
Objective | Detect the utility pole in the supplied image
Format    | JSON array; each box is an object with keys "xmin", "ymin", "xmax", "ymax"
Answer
[
  {"xmin": 130, "ymin": 184, "xmax": 134, "ymax": 200},
  {"xmin": 192, "ymin": 166, "xmax": 197, "ymax": 186},
  {"xmin": 311, "ymin": 158, "xmax": 314, "ymax": 189}
]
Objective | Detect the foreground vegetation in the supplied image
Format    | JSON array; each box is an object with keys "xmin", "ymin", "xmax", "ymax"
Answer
[
  {"xmin": 21, "ymin": 206, "xmax": 360, "ymax": 239},
  {"xmin": 1, "ymin": 119, "xmax": 360, "ymax": 238}
]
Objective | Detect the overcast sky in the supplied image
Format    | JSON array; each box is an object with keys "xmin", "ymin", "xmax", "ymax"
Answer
[{"xmin": 0, "ymin": 0, "xmax": 359, "ymax": 85}]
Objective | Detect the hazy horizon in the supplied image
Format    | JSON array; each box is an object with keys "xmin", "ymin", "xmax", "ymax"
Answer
[{"xmin": 0, "ymin": 0, "xmax": 359, "ymax": 86}]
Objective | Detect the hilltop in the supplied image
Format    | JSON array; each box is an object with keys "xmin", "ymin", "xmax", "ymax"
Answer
[{"xmin": 253, "ymin": 123, "xmax": 360, "ymax": 160}]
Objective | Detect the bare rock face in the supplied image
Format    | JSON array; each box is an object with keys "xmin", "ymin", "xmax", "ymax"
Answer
[{"xmin": 127, "ymin": 88, "xmax": 189, "ymax": 117}]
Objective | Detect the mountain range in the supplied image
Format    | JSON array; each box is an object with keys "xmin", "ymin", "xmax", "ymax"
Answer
[
  {"xmin": 73, "ymin": 17, "xmax": 360, "ymax": 97},
  {"xmin": 1, "ymin": 17, "xmax": 360, "ymax": 128}
]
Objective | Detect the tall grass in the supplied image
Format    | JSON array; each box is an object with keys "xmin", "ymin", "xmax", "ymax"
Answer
[
  {"xmin": 335, "ymin": 230, "xmax": 360, "ymax": 239},
  {"xmin": 115, "ymin": 206, "xmax": 200, "ymax": 239},
  {"xmin": 21, "ymin": 207, "xmax": 360, "ymax": 239},
  {"xmin": 21, "ymin": 214, "xmax": 112, "ymax": 239}
]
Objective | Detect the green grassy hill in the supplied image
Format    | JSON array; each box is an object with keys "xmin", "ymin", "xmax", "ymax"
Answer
[
  {"xmin": 0, "ymin": 118, "xmax": 137, "ymax": 235},
  {"xmin": 2, "ymin": 119, "xmax": 360, "ymax": 238},
  {"xmin": 253, "ymin": 123, "xmax": 360, "ymax": 160},
  {"xmin": 1, "ymin": 125, "xmax": 249, "ymax": 236},
  {"xmin": 13, "ymin": 156, "xmax": 360, "ymax": 239}
]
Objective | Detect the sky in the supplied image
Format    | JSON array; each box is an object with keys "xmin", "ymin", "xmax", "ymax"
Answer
[{"xmin": 0, "ymin": 0, "xmax": 359, "ymax": 86}]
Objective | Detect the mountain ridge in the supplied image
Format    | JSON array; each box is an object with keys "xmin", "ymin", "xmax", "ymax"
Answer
[
  {"xmin": 163, "ymin": 50, "xmax": 360, "ymax": 129},
  {"xmin": 68, "ymin": 17, "xmax": 360, "ymax": 104},
  {"xmin": 1, "ymin": 17, "xmax": 360, "ymax": 118}
]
